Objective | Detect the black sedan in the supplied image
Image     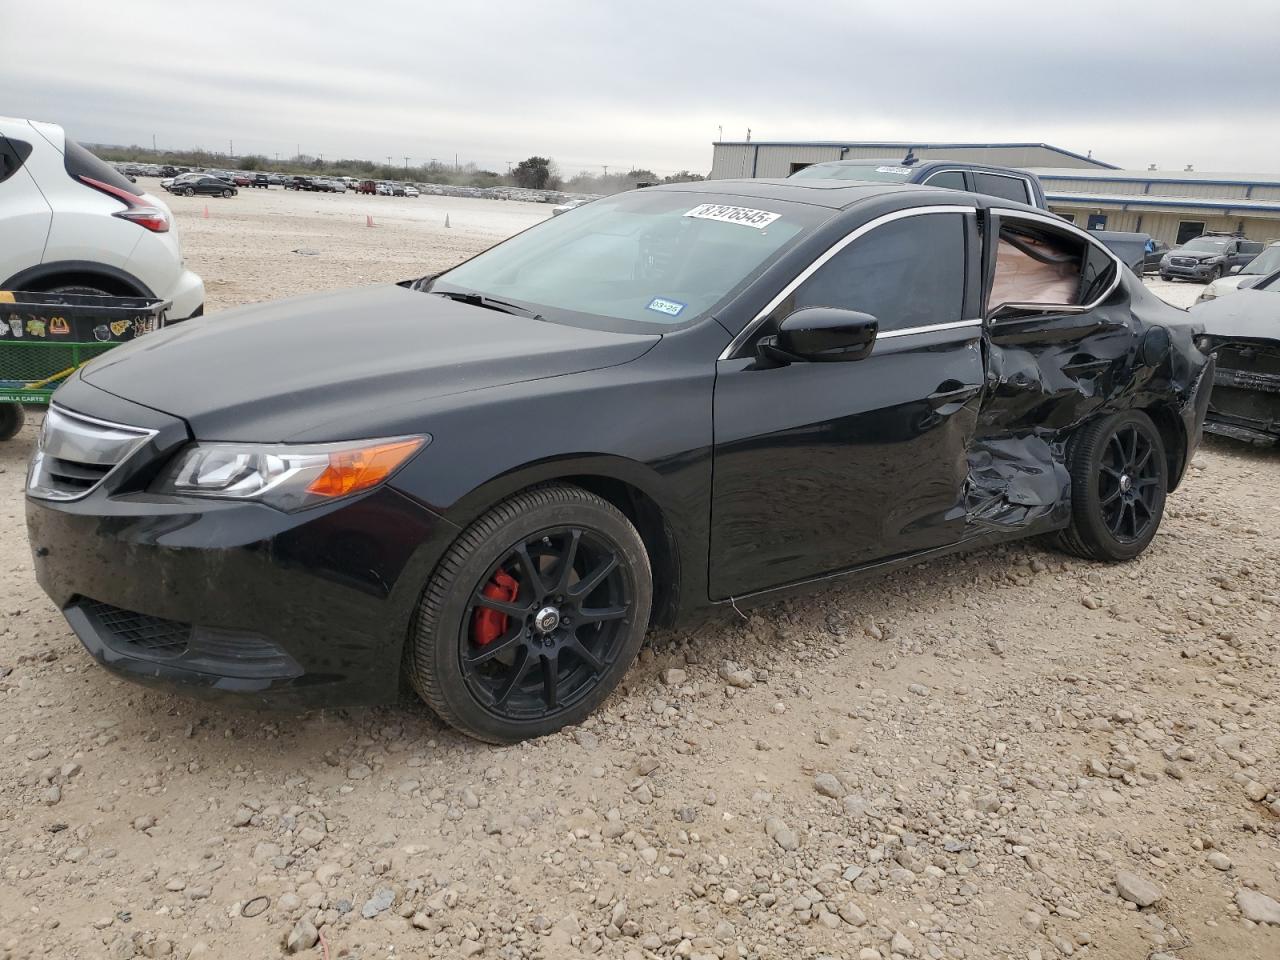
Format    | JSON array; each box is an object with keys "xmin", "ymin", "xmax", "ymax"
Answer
[
  {"xmin": 1190, "ymin": 268, "xmax": 1280, "ymax": 445},
  {"xmin": 163, "ymin": 175, "xmax": 237, "ymax": 198},
  {"xmin": 25, "ymin": 179, "xmax": 1212, "ymax": 743}
]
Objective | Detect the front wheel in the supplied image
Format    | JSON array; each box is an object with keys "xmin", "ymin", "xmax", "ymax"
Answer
[
  {"xmin": 1053, "ymin": 409, "xmax": 1168, "ymax": 561},
  {"xmin": 183, "ymin": 187, "xmax": 195, "ymax": 197},
  {"xmin": 222, "ymin": 188, "xmax": 233, "ymax": 198},
  {"xmin": 407, "ymin": 484, "xmax": 652, "ymax": 743}
]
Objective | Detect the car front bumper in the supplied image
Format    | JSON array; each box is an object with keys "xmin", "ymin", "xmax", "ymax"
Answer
[
  {"xmin": 167, "ymin": 267, "xmax": 205, "ymax": 321},
  {"xmin": 1161, "ymin": 261, "xmax": 1219, "ymax": 280},
  {"xmin": 25, "ymin": 387, "xmax": 459, "ymax": 706}
]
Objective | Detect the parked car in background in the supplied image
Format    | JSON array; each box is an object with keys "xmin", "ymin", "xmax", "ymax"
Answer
[
  {"xmin": 552, "ymin": 198, "xmax": 593, "ymax": 216},
  {"xmin": 0, "ymin": 116, "xmax": 203, "ymax": 319},
  {"xmin": 391, "ymin": 183, "xmax": 406, "ymax": 196},
  {"xmin": 329, "ymin": 179, "xmax": 347, "ymax": 193},
  {"xmin": 25, "ymin": 179, "xmax": 1210, "ymax": 743},
  {"xmin": 404, "ymin": 185, "xmax": 420, "ymax": 198},
  {"xmin": 358, "ymin": 180, "xmax": 377, "ymax": 194},
  {"xmin": 1160, "ymin": 234, "xmax": 1263, "ymax": 283},
  {"xmin": 1143, "ymin": 239, "xmax": 1171, "ymax": 273},
  {"xmin": 164, "ymin": 175, "xmax": 237, "ymax": 198},
  {"xmin": 376, "ymin": 182, "xmax": 392, "ymax": 196},
  {"xmin": 1197, "ymin": 241, "xmax": 1280, "ymax": 302},
  {"xmin": 286, "ymin": 176, "xmax": 318, "ymax": 191},
  {"xmin": 1190, "ymin": 269, "xmax": 1280, "ymax": 444},
  {"xmin": 250, "ymin": 174, "xmax": 271, "ymax": 188},
  {"xmin": 792, "ymin": 155, "xmax": 1048, "ymax": 206}
]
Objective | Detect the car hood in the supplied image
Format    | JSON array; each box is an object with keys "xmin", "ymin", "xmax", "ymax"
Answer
[
  {"xmin": 1167, "ymin": 250, "xmax": 1221, "ymax": 261},
  {"xmin": 79, "ymin": 284, "xmax": 659, "ymax": 442},
  {"xmin": 1189, "ymin": 288, "xmax": 1280, "ymax": 341},
  {"xmin": 1203, "ymin": 274, "xmax": 1254, "ymax": 296}
]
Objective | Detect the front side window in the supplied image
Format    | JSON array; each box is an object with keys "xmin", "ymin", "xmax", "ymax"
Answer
[
  {"xmin": 922, "ymin": 170, "xmax": 966, "ymax": 191},
  {"xmin": 783, "ymin": 213, "xmax": 967, "ymax": 332},
  {"xmin": 972, "ymin": 172, "xmax": 1031, "ymax": 204}
]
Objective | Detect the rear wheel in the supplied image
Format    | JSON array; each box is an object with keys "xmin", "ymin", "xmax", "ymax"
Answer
[
  {"xmin": 407, "ymin": 484, "xmax": 652, "ymax": 743},
  {"xmin": 221, "ymin": 188, "xmax": 233, "ymax": 198},
  {"xmin": 0, "ymin": 403, "xmax": 25, "ymax": 441},
  {"xmin": 1054, "ymin": 410, "xmax": 1167, "ymax": 561},
  {"xmin": 183, "ymin": 187, "xmax": 195, "ymax": 197}
]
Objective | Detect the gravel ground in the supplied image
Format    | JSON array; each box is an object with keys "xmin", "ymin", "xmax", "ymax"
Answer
[{"xmin": 1, "ymin": 189, "xmax": 1277, "ymax": 960}]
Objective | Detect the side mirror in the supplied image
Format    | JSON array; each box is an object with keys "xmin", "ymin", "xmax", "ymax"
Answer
[
  {"xmin": 1229, "ymin": 265, "xmax": 1242, "ymax": 275},
  {"xmin": 760, "ymin": 307, "xmax": 878, "ymax": 363}
]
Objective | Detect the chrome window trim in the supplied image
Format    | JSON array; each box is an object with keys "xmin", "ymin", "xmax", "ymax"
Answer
[
  {"xmin": 985, "ymin": 207, "xmax": 1126, "ymax": 316},
  {"xmin": 718, "ymin": 204, "xmax": 977, "ymax": 361},
  {"xmin": 876, "ymin": 318, "xmax": 982, "ymax": 339},
  {"xmin": 27, "ymin": 404, "xmax": 158, "ymax": 502}
]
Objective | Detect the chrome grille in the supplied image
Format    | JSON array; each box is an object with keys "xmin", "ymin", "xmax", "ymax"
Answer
[{"xmin": 27, "ymin": 405, "xmax": 156, "ymax": 501}]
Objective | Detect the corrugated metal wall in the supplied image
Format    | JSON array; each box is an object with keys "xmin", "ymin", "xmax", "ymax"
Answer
[
  {"xmin": 708, "ymin": 143, "xmax": 1103, "ymax": 180},
  {"xmin": 1049, "ymin": 205, "xmax": 1280, "ymax": 244}
]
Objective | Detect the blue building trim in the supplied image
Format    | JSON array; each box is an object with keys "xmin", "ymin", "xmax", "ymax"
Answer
[
  {"xmin": 1045, "ymin": 193, "xmax": 1280, "ymax": 214},
  {"xmin": 712, "ymin": 141, "xmax": 1120, "ymax": 169}
]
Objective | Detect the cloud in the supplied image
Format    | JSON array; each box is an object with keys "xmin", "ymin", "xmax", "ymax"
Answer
[{"xmin": 4, "ymin": 0, "xmax": 1279, "ymax": 174}]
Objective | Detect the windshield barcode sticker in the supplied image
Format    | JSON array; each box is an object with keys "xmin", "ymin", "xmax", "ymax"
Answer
[
  {"xmin": 684, "ymin": 203, "xmax": 780, "ymax": 229},
  {"xmin": 646, "ymin": 297, "xmax": 686, "ymax": 317}
]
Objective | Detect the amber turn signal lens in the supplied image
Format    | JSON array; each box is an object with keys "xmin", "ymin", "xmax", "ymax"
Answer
[{"xmin": 305, "ymin": 438, "xmax": 424, "ymax": 498}]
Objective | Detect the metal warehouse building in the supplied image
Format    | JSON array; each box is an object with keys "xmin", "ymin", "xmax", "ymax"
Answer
[
  {"xmin": 709, "ymin": 140, "xmax": 1280, "ymax": 246},
  {"xmin": 1030, "ymin": 168, "xmax": 1280, "ymax": 246}
]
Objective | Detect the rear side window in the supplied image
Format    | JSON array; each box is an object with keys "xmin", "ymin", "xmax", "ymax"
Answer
[
  {"xmin": 972, "ymin": 173, "xmax": 1031, "ymax": 204},
  {"xmin": 64, "ymin": 139, "xmax": 138, "ymax": 194},
  {"xmin": 788, "ymin": 212, "xmax": 967, "ymax": 332},
  {"xmin": 988, "ymin": 218, "xmax": 1117, "ymax": 312},
  {"xmin": 0, "ymin": 137, "xmax": 34, "ymax": 185}
]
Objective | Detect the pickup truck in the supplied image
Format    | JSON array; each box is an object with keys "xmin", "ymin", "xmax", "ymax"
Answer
[{"xmin": 791, "ymin": 156, "xmax": 1152, "ymax": 273}]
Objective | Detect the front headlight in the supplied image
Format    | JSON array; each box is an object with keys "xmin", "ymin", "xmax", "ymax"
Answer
[
  {"xmin": 1194, "ymin": 335, "xmax": 1215, "ymax": 354},
  {"xmin": 153, "ymin": 436, "xmax": 426, "ymax": 511}
]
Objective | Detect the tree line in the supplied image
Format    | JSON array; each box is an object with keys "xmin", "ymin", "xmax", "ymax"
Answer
[{"xmin": 92, "ymin": 145, "xmax": 705, "ymax": 195}]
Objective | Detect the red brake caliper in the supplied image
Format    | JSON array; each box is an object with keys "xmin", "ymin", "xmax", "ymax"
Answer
[{"xmin": 473, "ymin": 569, "xmax": 519, "ymax": 646}]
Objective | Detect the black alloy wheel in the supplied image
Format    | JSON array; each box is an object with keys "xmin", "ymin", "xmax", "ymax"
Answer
[
  {"xmin": 222, "ymin": 188, "xmax": 233, "ymax": 198},
  {"xmin": 459, "ymin": 526, "xmax": 631, "ymax": 720},
  {"xmin": 1054, "ymin": 409, "xmax": 1168, "ymax": 561},
  {"xmin": 407, "ymin": 484, "xmax": 652, "ymax": 743},
  {"xmin": 183, "ymin": 187, "xmax": 195, "ymax": 197},
  {"xmin": 1097, "ymin": 421, "xmax": 1161, "ymax": 543}
]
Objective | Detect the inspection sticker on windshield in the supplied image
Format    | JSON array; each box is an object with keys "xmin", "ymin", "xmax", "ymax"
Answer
[
  {"xmin": 646, "ymin": 297, "xmax": 686, "ymax": 317},
  {"xmin": 875, "ymin": 165, "xmax": 912, "ymax": 176},
  {"xmin": 684, "ymin": 203, "xmax": 780, "ymax": 230}
]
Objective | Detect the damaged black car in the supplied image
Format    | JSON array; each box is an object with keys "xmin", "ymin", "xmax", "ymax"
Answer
[
  {"xmin": 26, "ymin": 179, "xmax": 1213, "ymax": 743},
  {"xmin": 1191, "ymin": 268, "xmax": 1280, "ymax": 445}
]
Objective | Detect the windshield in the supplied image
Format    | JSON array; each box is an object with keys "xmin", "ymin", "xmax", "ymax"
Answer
[
  {"xmin": 1182, "ymin": 237, "xmax": 1229, "ymax": 252},
  {"xmin": 1243, "ymin": 245, "xmax": 1280, "ymax": 275},
  {"xmin": 790, "ymin": 163, "xmax": 915, "ymax": 182},
  {"xmin": 434, "ymin": 190, "xmax": 819, "ymax": 329}
]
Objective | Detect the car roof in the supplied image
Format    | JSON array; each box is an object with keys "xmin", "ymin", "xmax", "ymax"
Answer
[{"xmin": 646, "ymin": 177, "xmax": 1045, "ymax": 214}]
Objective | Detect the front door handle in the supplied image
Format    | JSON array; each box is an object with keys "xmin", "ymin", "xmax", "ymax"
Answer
[{"xmin": 927, "ymin": 382, "xmax": 982, "ymax": 409}]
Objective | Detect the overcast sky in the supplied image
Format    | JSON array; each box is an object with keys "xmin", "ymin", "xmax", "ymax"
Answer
[{"xmin": 5, "ymin": 0, "xmax": 1279, "ymax": 175}]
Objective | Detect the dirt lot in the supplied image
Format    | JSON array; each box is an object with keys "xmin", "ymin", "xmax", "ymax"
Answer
[{"xmin": 1, "ymin": 187, "xmax": 1277, "ymax": 960}]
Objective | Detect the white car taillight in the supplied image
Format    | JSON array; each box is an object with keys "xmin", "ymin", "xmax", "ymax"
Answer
[{"xmin": 77, "ymin": 175, "xmax": 171, "ymax": 233}]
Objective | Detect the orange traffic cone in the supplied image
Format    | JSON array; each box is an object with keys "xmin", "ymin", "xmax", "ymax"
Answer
[
  {"xmin": 366, "ymin": 214, "xmax": 374, "ymax": 227},
  {"xmin": 202, "ymin": 205, "xmax": 210, "ymax": 219}
]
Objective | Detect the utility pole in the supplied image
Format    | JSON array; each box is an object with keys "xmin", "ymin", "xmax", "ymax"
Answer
[
  {"xmin": 229, "ymin": 139, "xmax": 233, "ymax": 158},
  {"xmin": 274, "ymin": 152, "xmax": 279, "ymax": 162},
  {"xmin": 386, "ymin": 155, "xmax": 392, "ymax": 168},
  {"xmin": 602, "ymin": 165, "xmax": 609, "ymax": 176},
  {"xmin": 455, "ymin": 153, "xmax": 459, "ymax": 171},
  {"xmin": 505, "ymin": 161, "xmax": 513, "ymax": 174},
  {"xmin": 152, "ymin": 133, "xmax": 157, "ymax": 153},
  {"xmin": 403, "ymin": 156, "xmax": 410, "ymax": 171}
]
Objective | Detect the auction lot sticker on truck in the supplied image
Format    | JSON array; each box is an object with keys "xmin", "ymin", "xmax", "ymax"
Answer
[{"xmin": 684, "ymin": 203, "xmax": 780, "ymax": 229}]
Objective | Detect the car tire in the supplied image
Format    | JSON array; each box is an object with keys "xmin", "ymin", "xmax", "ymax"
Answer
[
  {"xmin": 183, "ymin": 187, "xmax": 195, "ymax": 197},
  {"xmin": 42, "ymin": 283, "xmax": 115, "ymax": 298},
  {"xmin": 406, "ymin": 484, "xmax": 652, "ymax": 744},
  {"xmin": 1053, "ymin": 409, "xmax": 1167, "ymax": 562},
  {"xmin": 0, "ymin": 403, "xmax": 25, "ymax": 441},
  {"xmin": 221, "ymin": 189, "xmax": 232, "ymax": 198},
  {"xmin": 1207, "ymin": 266, "xmax": 1223, "ymax": 283}
]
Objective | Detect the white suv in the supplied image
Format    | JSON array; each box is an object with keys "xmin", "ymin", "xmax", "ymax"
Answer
[{"xmin": 0, "ymin": 116, "xmax": 204, "ymax": 320}]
